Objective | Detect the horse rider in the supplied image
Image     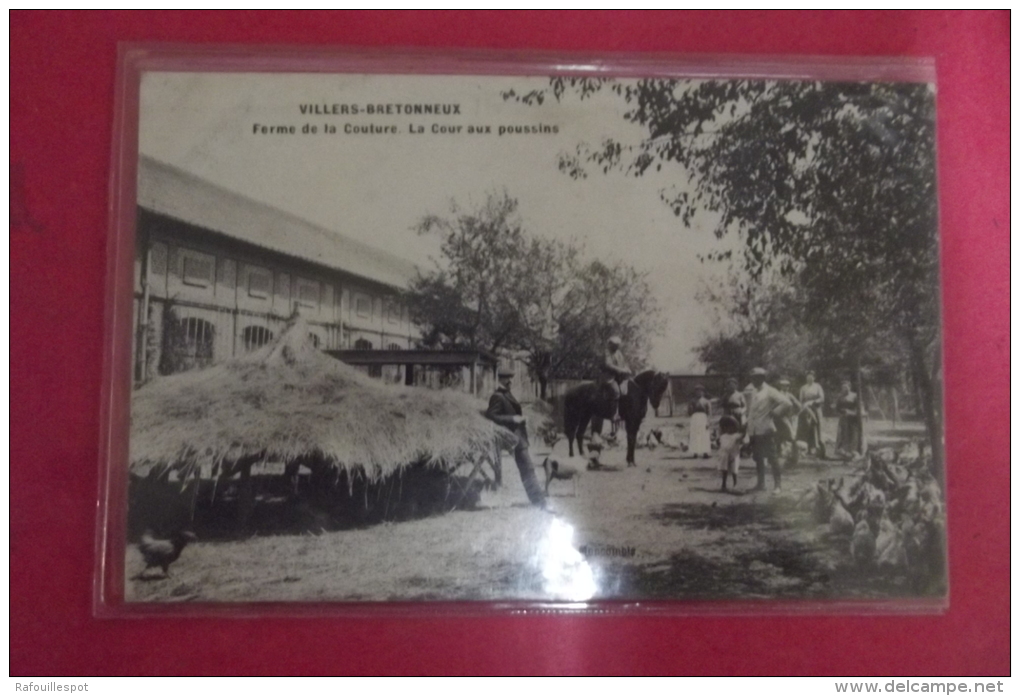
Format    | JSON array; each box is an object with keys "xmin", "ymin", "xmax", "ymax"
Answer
[
  {"xmin": 485, "ymin": 367, "xmax": 547, "ymax": 509},
  {"xmin": 602, "ymin": 336, "xmax": 632, "ymax": 418}
]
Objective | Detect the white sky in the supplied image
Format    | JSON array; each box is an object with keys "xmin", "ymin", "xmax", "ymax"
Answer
[{"xmin": 140, "ymin": 72, "xmax": 736, "ymax": 372}]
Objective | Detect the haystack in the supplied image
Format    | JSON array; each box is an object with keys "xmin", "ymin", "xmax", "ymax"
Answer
[{"xmin": 130, "ymin": 315, "xmax": 513, "ymax": 479}]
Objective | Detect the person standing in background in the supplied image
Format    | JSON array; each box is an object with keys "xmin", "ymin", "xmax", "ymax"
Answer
[
  {"xmin": 687, "ymin": 384, "xmax": 712, "ymax": 458},
  {"xmin": 716, "ymin": 412, "xmax": 743, "ymax": 492},
  {"xmin": 744, "ymin": 368, "xmax": 794, "ymax": 492},
  {"xmin": 797, "ymin": 370, "xmax": 825, "ymax": 458},
  {"xmin": 722, "ymin": 377, "xmax": 747, "ymax": 429},
  {"xmin": 775, "ymin": 378, "xmax": 802, "ymax": 468},
  {"xmin": 835, "ymin": 379, "xmax": 863, "ymax": 459}
]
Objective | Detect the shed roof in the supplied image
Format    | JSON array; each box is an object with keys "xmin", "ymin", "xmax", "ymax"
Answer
[{"xmin": 137, "ymin": 156, "xmax": 418, "ymax": 289}]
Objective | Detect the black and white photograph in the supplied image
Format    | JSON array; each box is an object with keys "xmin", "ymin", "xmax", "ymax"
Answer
[{"xmin": 121, "ymin": 65, "xmax": 946, "ymax": 605}]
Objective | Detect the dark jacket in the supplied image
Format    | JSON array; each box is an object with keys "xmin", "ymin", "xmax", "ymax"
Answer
[{"xmin": 486, "ymin": 387, "xmax": 528, "ymax": 442}]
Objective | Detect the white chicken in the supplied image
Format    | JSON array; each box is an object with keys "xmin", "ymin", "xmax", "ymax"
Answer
[
  {"xmin": 829, "ymin": 497, "xmax": 855, "ymax": 536},
  {"xmin": 874, "ymin": 510, "xmax": 906, "ymax": 570}
]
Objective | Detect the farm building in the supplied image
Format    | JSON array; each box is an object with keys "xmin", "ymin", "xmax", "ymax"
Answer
[
  {"xmin": 133, "ymin": 155, "xmax": 418, "ymax": 384},
  {"xmin": 132, "ymin": 156, "xmax": 538, "ymax": 398}
]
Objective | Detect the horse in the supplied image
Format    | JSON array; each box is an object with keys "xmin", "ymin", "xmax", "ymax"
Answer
[{"xmin": 563, "ymin": 370, "xmax": 670, "ymax": 467}]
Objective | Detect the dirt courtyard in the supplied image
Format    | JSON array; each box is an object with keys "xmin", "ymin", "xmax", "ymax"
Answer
[{"xmin": 126, "ymin": 415, "xmax": 930, "ymax": 605}]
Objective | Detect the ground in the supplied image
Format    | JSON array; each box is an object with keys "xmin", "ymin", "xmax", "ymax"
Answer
[{"xmin": 126, "ymin": 415, "xmax": 934, "ymax": 604}]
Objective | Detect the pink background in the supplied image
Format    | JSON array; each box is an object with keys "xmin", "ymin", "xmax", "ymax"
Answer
[{"xmin": 10, "ymin": 11, "xmax": 1009, "ymax": 675}]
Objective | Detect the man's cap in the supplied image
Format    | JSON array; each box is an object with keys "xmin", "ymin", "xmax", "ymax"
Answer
[
  {"xmin": 608, "ymin": 336, "xmax": 622, "ymax": 345},
  {"xmin": 694, "ymin": 384, "xmax": 705, "ymax": 392},
  {"xmin": 778, "ymin": 378, "xmax": 791, "ymax": 387},
  {"xmin": 750, "ymin": 367, "xmax": 767, "ymax": 377},
  {"xmin": 497, "ymin": 367, "xmax": 516, "ymax": 378}
]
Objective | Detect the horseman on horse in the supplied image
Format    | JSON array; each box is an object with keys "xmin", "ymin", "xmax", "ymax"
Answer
[
  {"xmin": 601, "ymin": 335, "xmax": 632, "ymax": 420},
  {"xmin": 563, "ymin": 336, "xmax": 669, "ymax": 467}
]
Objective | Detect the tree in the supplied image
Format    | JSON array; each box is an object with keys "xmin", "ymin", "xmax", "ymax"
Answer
[
  {"xmin": 510, "ymin": 77, "xmax": 943, "ymax": 464},
  {"xmin": 694, "ymin": 266, "xmax": 808, "ymax": 377},
  {"xmin": 406, "ymin": 193, "xmax": 663, "ymax": 399},
  {"xmin": 554, "ymin": 259, "xmax": 662, "ymax": 379},
  {"xmin": 405, "ymin": 192, "xmax": 528, "ymax": 354}
]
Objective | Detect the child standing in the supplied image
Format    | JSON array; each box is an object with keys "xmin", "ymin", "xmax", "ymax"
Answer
[{"xmin": 717, "ymin": 413, "xmax": 742, "ymax": 491}]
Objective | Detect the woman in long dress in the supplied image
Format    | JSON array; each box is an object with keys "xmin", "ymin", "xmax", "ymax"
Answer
[
  {"xmin": 835, "ymin": 380, "xmax": 862, "ymax": 458},
  {"xmin": 796, "ymin": 370, "xmax": 825, "ymax": 457},
  {"xmin": 688, "ymin": 384, "xmax": 712, "ymax": 458}
]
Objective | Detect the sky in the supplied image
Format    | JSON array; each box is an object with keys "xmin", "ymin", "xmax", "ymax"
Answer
[{"xmin": 139, "ymin": 72, "xmax": 739, "ymax": 372}]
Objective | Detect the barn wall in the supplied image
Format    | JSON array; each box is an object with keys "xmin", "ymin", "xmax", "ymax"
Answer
[{"xmin": 133, "ymin": 209, "xmax": 418, "ymax": 385}]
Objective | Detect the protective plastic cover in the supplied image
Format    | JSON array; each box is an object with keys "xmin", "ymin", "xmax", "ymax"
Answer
[{"xmin": 96, "ymin": 46, "xmax": 946, "ymax": 615}]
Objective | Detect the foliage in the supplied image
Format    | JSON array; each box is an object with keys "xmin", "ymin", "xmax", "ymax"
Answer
[
  {"xmin": 509, "ymin": 77, "xmax": 942, "ymax": 460},
  {"xmin": 404, "ymin": 192, "xmax": 525, "ymax": 354},
  {"xmin": 405, "ymin": 192, "xmax": 662, "ymax": 396}
]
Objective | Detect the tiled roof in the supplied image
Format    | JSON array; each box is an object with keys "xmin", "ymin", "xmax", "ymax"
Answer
[{"xmin": 137, "ymin": 156, "xmax": 417, "ymax": 290}]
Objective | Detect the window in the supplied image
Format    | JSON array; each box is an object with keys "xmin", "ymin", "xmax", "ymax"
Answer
[
  {"xmin": 353, "ymin": 338, "xmax": 373, "ymax": 350},
  {"xmin": 308, "ymin": 333, "xmax": 321, "ymax": 349},
  {"xmin": 296, "ymin": 278, "xmax": 319, "ymax": 309},
  {"xmin": 248, "ymin": 268, "xmax": 272, "ymax": 298},
  {"xmin": 161, "ymin": 316, "xmax": 215, "ymax": 374},
  {"xmin": 243, "ymin": 325, "xmax": 274, "ymax": 352},
  {"xmin": 181, "ymin": 251, "xmax": 214, "ymax": 288},
  {"xmin": 182, "ymin": 317, "xmax": 214, "ymax": 367},
  {"xmin": 388, "ymin": 343, "xmax": 403, "ymax": 351},
  {"xmin": 354, "ymin": 294, "xmax": 372, "ymax": 318},
  {"xmin": 386, "ymin": 301, "xmax": 401, "ymax": 324}
]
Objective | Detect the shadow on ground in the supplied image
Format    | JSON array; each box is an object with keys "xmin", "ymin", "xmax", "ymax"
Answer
[{"xmin": 597, "ymin": 498, "xmax": 926, "ymax": 600}]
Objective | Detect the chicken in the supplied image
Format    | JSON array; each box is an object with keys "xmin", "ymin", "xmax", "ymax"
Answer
[
  {"xmin": 828, "ymin": 497, "xmax": 855, "ymax": 536},
  {"xmin": 874, "ymin": 510, "xmax": 905, "ymax": 570},
  {"xmin": 850, "ymin": 512, "xmax": 876, "ymax": 567},
  {"xmin": 539, "ymin": 426, "xmax": 562, "ymax": 450},
  {"xmin": 813, "ymin": 482, "xmax": 834, "ymax": 524},
  {"xmin": 138, "ymin": 530, "xmax": 197, "ymax": 578},
  {"xmin": 644, "ymin": 428, "xmax": 662, "ymax": 451}
]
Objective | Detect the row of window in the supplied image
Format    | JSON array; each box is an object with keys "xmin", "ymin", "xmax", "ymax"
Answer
[
  {"xmin": 174, "ymin": 318, "xmax": 280, "ymax": 371},
  {"xmin": 169, "ymin": 318, "xmax": 400, "ymax": 374},
  {"xmin": 172, "ymin": 246, "xmax": 404, "ymax": 325}
]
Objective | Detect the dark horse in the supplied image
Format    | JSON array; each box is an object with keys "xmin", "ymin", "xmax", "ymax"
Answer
[{"xmin": 564, "ymin": 370, "xmax": 670, "ymax": 467}]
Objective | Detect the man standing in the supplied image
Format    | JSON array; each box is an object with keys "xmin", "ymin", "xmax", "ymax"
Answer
[
  {"xmin": 486, "ymin": 367, "xmax": 546, "ymax": 508},
  {"xmin": 744, "ymin": 367, "xmax": 794, "ymax": 492}
]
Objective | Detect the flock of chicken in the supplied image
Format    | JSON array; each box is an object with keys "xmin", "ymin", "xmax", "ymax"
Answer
[
  {"xmin": 539, "ymin": 416, "xmax": 945, "ymax": 591},
  {"xmin": 805, "ymin": 443, "xmax": 946, "ymax": 590}
]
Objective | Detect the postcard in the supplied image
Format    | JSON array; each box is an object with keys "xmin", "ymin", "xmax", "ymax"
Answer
[{"xmin": 111, "ymin": 56, "xmax": 945, "ymax": 608}]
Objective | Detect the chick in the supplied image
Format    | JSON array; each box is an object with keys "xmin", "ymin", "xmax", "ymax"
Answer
[{"xmin": 138, "ymin": 530, "xmax": 197, "ymax": 578}]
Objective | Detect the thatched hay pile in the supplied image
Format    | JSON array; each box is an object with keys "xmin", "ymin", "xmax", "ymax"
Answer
[{"xmin": 130, "ymin": 316, "xmax": 513, "ymax": 479}]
